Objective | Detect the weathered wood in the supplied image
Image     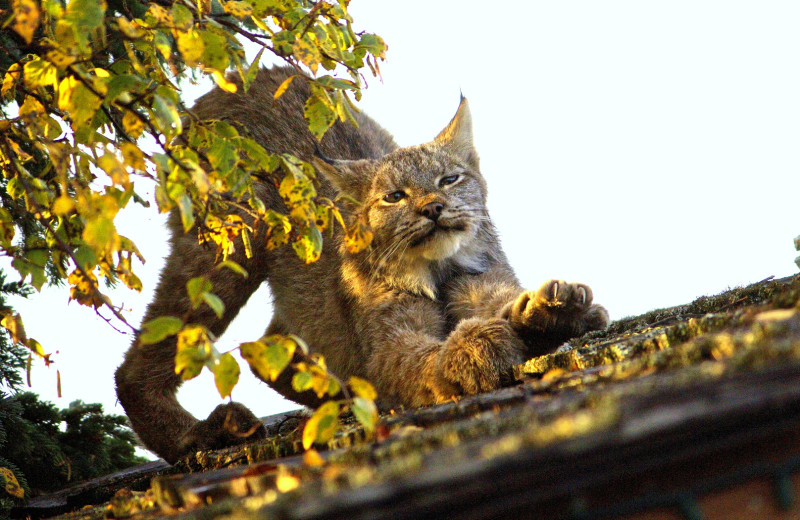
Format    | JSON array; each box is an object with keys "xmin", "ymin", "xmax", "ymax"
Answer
[{"xmin": 12, "ymin": 274, "xmax": 800, "ymax": 520}]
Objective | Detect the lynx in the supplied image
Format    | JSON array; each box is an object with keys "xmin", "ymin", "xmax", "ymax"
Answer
[{"xmin": 115, "ymin": 66, "xmax": 609, "ymax": 463}]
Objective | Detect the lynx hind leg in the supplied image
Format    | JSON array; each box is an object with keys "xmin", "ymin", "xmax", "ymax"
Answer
[
  {"xmin": 176, "ymin": 402, "xmax": 267, "ymax": 457},
  {"xmin": 503, "ymin": 279, "xmax": 609, "ymax": 355},
  {"xmin": 432, "ymin": 317, "xmax": 527, "ymax": 400}
]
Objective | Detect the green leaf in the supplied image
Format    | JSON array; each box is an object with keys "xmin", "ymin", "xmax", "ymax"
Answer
[
  {"xmin": 241, "ymin": 47, "xmax": 264, "ymax": 93},
  {"xmin": 212, "ymin": 352, "xmax": 240, "ymax": 398},
  {"xmin": 302, "ymin": 401, "xmax": 339, "ymax": 449},
  {"xmin": 153, "ymin": 31, "xmax": 172, "ymax": 60},
  {"xmin": 186, "ymin": 276, "xmax": 213, "ymax": 309},
  {"xmin": 105, "ymin": 74, "xmax": 146, "ymax": 103},
  {"xmin": 65, "ymin": 0, "xmax": 104, "ymax": 32},
  {"xmin": 351, "ymin": 396, "xmax": 378, "ymax": 434},
  {"xmin": 292, "ymin": 370, "xmax": 313, "ymax": 393},
  {"xmin": 207, "ymin": 139, "xmax": 239, "ymax": 174},
  {"xmin": 304, "ymin": 93, "xmax": 337, "ymax": 141},
  {"xmin": 139, "ymin": 316, "xmax": 183, "ymax": 345},
  {"xmin": 202, "ymin": 292, "xmax": 225, "ymax": 319},
  {"xmin": 177, "ymin": 193, "xmax": 194, "ymax": 232},
  {"xmin": 355, "ymin": 34, "xmax": 387, "ymax": 59},
  {"xmin": 200, "ymin": 30, "xmax": 230, "ymax": 72},
  {"xmin": 151, "ymin": 94, "xmax": 182, "ymax": 139},
  {"xmin": 217, "ymin": 260, "xmax": 248, "ymax": 278},
  {"xmin": 12, "ymin": 248, "xmax": 48, "ymax": 290},
  {"xmin": 72, "ymin": 244, "xmax": 97, "ymax": 271},
  {"xmin": 171, "ymin": 3, "xmax": 194, "ymax": 31}
]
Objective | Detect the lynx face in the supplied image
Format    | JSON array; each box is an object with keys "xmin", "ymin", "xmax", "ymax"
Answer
[
  {"xmin": 317, "ymin": 98, "xmax": 487, "ymax": 295},
  {"xmin": 365, "ymin": 143, "xmax": 486, "ymax": 266}
]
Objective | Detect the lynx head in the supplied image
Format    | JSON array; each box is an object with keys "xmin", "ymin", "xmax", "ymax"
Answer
[{"xmin": 317, "ymin": 98, "xmax": 494, "ymax": 296}]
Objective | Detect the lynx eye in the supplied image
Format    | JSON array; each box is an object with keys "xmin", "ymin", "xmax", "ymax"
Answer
[
  {"xmin": 383, "ymin": 190, "xmax": 406, "ymax": 203},
  {"xmin": 439, "ymin": 174, "xmax": 460, "ymax": 187}
]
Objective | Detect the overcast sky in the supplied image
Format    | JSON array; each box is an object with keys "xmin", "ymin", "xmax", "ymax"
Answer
[{"xmin": 7, "ymin": 1, "xmax": 800, "ymax": 449}]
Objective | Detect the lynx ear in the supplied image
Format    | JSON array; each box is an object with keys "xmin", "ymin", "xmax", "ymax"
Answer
[
  {"xmin": 312, "ymin": 156, "xmax": 375, "ymax": 202},
  {"xmin": 434, "ymin": 96, "xmax": 479, "ymax": 167}
]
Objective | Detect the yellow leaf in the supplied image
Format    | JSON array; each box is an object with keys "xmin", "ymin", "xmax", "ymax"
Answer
[
  {"xmin": 345, "ymin": 219, "xmax": 373, "ymax": 253},
  {"xmin": 302, "ymin": 448, "xmax": 324, "ymax": 467},
  {"xmin": 146, "ymin": 4, "xmax": 171, "ymax": 25},
  {"xmin": 348, "ymin": 376, "xmax": 377, "ymax": 400},
  {"xmin": 176, "ymin": 29, "xmax": 204, "ymax": 67},
  {"xmin": 52, "ymin": 195, "xmax": 75, "ymax": 216},
  {"xmin": 12, "ymin": 0, "xmax": 40, "ymax": 44},
  {"xmin": 58, "ymin": 75, "xmax": 102, "ymax": 129},
  {"xmin": 1, "ymin": 64, "xmax": 21, "ymax": 98},
  {"xmin": 116, "ymin": 16, "xmax": 142, "ymax": 38},
  {"xmin": 83, "ymin": 215, "xmax": 121, "ymax": 256},
  {"xmin": 264, "ymin": 211, "xmax": 291, "ymax": 250},
  {"xmin": 175, "ymin": 325, "xmax": 212, "ymax": 380},
  {"xmin": 1, "ymin": 313, "xmax": 26, "ymax": 345},
  {"xmin": 121, "ymin": 142, "xmax": 146, "ymax": 171},
  {"xmin": 222, "ymin": 0, "xmax": 252, "ymax": 19},
  {"xmin": 0, "ymin": 467, "xmax": 24, "ymax": 498},
  {"xmin": 273, "ymin": 75, "xmax": 295, "ymax": 100},
  {"xmin": 0, "ymin": 207, "xmax": 15, "ymax": 246},
  {"xmin": 18, "ymin": 96, "xmax": 45, "ymax": 120},
  {"xmin": 45, "ymin": 47, "xmax": 77, "ymax": 70},
  {"xmin": 211, "ymin": 70, "xmax": 237, "ymax": 93},
  {"xmin": 122, "ymin": 110, "xmax": 144, "ymax": 139},
  {"xmin": 97, "ymin": 153, "xmax": 130, "ymax": 188},
  {"xmin": 68, "ymin": 268, "xmax": 106, "ymax": 308},
  {"xmin": 314, "ymin": 204, "xmax": 330, "ymax": 231},
  {"xmin": 275, "ymin": 470, "xmax": 300, "ymax": 493},
  {"xmin": 23, "ymin": 57, "xmax": 57, "ymax": 88},
  {"xmin": 292, "ymin": 225, "xmax": 321, "ymax": 264},
  {"xmin": 292, "ymin": 33, "xmax": 321, "ymax": 75},
  {"xmin": 302, "ymin": 401, "xmax": 339, "ymax": 450},
  {"xmin": 239, "ymin": 335, "xmax": 296, "ymax": 382}
]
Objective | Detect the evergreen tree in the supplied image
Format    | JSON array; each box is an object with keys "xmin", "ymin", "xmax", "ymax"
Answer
[{"xmin": 0, "ymin": 269, "xmax": 145, "ymax": 510}]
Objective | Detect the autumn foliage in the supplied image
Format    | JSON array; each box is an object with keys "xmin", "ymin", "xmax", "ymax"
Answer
[{"xmin": 0, "ymin": 0, "xmax": 385, "ymax": 492}]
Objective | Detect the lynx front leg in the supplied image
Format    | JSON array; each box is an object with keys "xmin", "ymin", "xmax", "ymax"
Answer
[
  {"xmin": 366, "ymin": 310, "xmax": 526, "ymax": 407},
  {"xmin": 502, "ymin": 279, "xmax": 609, "ymax": 356}
]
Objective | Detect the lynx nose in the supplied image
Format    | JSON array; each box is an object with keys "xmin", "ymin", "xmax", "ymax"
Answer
[{"xmin": 420, "ymin": 202, "xmax": 444, "ymax": 221}]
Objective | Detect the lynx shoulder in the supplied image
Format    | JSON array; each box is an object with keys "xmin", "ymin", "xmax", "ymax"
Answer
[{"xmin": 115, "ymin": 66, "xmax": 609, "ymax": 463}]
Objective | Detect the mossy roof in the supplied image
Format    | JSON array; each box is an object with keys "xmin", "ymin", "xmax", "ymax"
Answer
[{"xmin": 14, "ymin": 274, "xmax": 800, "ymax": 520}]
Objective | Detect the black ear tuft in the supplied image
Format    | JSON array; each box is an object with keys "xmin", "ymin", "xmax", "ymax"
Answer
[{"xmin": 434, "ymin": 97, "xmax": 478, "ymax": 167}]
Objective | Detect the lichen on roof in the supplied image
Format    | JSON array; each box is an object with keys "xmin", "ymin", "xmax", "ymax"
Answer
[{"xmin": 16, "ymin": 274, "xmax": 800, "ymax": 520}]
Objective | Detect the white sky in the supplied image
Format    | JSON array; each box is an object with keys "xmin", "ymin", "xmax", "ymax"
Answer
[{"xmin": 6, "ymin": 1, "xmax": 800, "ymax": 452}]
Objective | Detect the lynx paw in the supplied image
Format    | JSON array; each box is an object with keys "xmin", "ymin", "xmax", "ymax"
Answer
[
  {"xmin": 177, "ymin": 402, "xmax": 267, "ymax": 457},
  {"xmin": 503, "ymin": 279, "xmax": 609, "ymax": 354},
  {"xmin": 431, "ymin": 317, "xmax": 526, "ymax": 400}
]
